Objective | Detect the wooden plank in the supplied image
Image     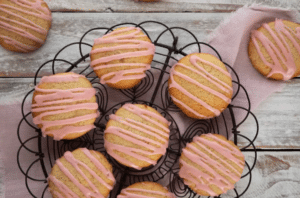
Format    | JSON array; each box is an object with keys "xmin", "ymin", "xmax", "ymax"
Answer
[
  {"xmin": 43, "ymin": 0, "xmax": 300, "ymax": 13},
  {"xmin": 2, "ymin": 78, "xmax": 300, "ymax": 149},
  {"xmin": 0, "ymin": 78, "xmax": 35, "ymax": 104},
  {"xmin": 0, "ymin": 12, "xmax": 228, "ymax": 78},
  {"xmin": 234, "ymin": 152, "xmax": 300, "ymax": 198},
  {"xmin": 237, "ymin": 79, "xmax": 300, "ymax": 149}
]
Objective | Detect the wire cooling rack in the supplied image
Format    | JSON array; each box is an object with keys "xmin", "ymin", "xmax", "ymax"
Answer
[{"xmin": 17, "ymin": 21, "xmax": 258, "ymax": 198}]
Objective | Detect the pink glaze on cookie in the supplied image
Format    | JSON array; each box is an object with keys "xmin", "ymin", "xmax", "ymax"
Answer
[
  {"xmin": 251, "ymin": 19, "xmax": 300, "ymax": 80},
  {"xmin": 169, "ymin": 54, "xmax": 232, "ymax": 118},
  {"xmin": 118, "ymin": 187, "xmax": 176, "ymax": 198},
  {"xmin": 31, "ymin": 73, "xmax": 99, "ymax": 140},
  {"xmin": 104, "ymin": 104, "xmax": 170, "ymax": 170},
  {"xmin": 0, "ymin": 0, "xmax": 52, "ymax": 52},
  {"xmin": 48, "ymin": 175, "xmax": 79, "ymax": 198},
  {"xmin": 179, "ymin": 134, "xmax": 245, "ymax": 196},
  {"xmin": 94, "ymin": 63, "xmax": 151, "ymax": 84},
  {"xmin": 48, "ymin": 148, "xmax": 115, "ymax": 198},
  {"xmin": 90, "ymin": 27, "xmax": 155, "ymax": 84}
]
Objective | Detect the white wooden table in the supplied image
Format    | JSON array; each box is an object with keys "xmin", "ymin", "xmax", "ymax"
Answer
[{"xmin": 1, "ymin": 0, "xmax": 300, "ymax": 197}]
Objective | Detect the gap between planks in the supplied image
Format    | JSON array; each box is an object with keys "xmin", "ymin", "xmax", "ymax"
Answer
[{"xmin": 43, "ymin": 0, "xmax": 300, "ymax": 13}]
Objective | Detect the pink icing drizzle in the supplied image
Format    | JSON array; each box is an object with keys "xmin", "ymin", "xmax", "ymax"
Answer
[
  {"xmin": 179, "ymin": 134, "xmax": 244, "ymax": 196},
  {"xmin": 118, "ymin": 187, "xmax": 176, "ymax": 198},
  {"xmin": 251, "ymin": 19, "xmax": 300, "ymax": 80},
  {"xmin": 48, "ymin": 175, "xmax": 79, "ymax": 198},
  {"xmin": 90, "ymin": 27, "xmax": 155, "ymax": 84},
  {"xmin": 31, "ymin": 73, "xmax": 99, "ymax": 140},
  {"xmin": 122, "ymin": 103, "xmax": 171, "ymax": 130},
  {"xmin": 104, "ymin": 104, "xmax": 170, "ymax": 170},
  {"xmin": 0, "ymin": 0, "xmax": 52, "ymax": 52},
  {"xmin": 169, "ymin": 54, "xmax": 232, "ymax": 118},
  {"xmin": 48, "ymin": 148, "xmax": 115, "ymax": 198},
  {"xmin": 96, "ymin": 63, "xmax": 151, "ymax": 84}
]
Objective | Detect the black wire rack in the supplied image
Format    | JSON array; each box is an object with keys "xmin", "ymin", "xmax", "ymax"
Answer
[{"xmin": 17, "ymin": 21, "xmax": 259, "ymax": 198}]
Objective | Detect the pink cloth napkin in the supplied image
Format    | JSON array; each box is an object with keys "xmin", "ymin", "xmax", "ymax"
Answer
[
  {"xmin": 0, "ymin": 104, "xmax": 39, "ymax": 198},
  {"xmin": 1, "ymin": 4, "xmax": 300, "ymax": 198},
  {"xmin": 207, "ymin": 4, "xmax": 300, "ymax": 110}
]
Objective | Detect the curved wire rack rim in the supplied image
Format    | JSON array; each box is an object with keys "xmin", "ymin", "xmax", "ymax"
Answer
[{"xmin": 17, "ymin": 20, "xmax": 258, "ymax": 198}]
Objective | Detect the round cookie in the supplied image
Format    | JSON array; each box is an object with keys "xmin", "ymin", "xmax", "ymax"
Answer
[
  {"xmin": 118, "ymin": 181, "xmax": 175, "ymax": 198},
  {"xmin": 48, "ymin": 148, "xmax": 115, "ymax": 198},
  {"xmin": 90, "ymin": 27, "xmax": 155, "ymax": 89},
  {"xmin": 248, "ymin": 19, "xmax": 300, "ymax": 80},
  {"xmin": 31, "ymin": 72, "xmax": 99, "ymax": 140},
  {"xmin": 168, "ymin": 53, "xmax": 233, "ymax": 119},
  {"xmin": 104, "ymin": 103, "xmax": 170, "ymax": 170},
  {"xmin": 0, "ymin": 0, "xmax": 52, "ymax": 53},
  {"xmin": 179, "ymin": 133, "xmax": 245, "ymax": 196}
]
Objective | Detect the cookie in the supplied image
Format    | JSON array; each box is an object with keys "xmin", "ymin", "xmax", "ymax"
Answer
[
  {"xmin": 249, "ymin": 19, "xmax": 300, "ymax": 80},
  {"xmin": 168, "ymin": 53, "xmax": 233, "ymax": 119},
  {"xmin": 0, "ymin": 0, "xmax": 52, "ymax": 53},
  {"xmin": 179, "ymin": 133, "xmax": 245, "ymax": 196},
  {"xmin": 90, "ymin": 27, "xmax": 155, "ymax": 89},
  {"xmin": 118, "ymin": 181, "xmax": 175, "ymax": 198},
  {"xmin": 104, "ymin": 103, "xmax": 170, "ymax": 170},
  {"xmin": 31, "ymin": 72, "xmax": 99, "ymax": 140},
  {"xmin": 48, "ymin": 148, "xmax": 115, "ymax": 198}
]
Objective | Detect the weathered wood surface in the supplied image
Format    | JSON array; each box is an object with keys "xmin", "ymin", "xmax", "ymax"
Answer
[
  {"xmin": 43, "ymin": 0, "xmax": 300, "ymax": 12},
  {"xmin": 0, "ymin": 12, "xmax": 228, "ymax": 78},
  {"xmin": 233, "ymin": 152, "xmax": 300, "ymax": 198},
  {"xmin": 1, "ymin": 78, "xmax": 300, "ymax": 149},
  {"xmin": 238, "ymin": 79, "xmax": 300, "ymax": 149}
]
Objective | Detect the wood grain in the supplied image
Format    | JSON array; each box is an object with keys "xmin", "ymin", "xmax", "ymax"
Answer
[
  {"xmin": 0, "ymin": 78, "xmax": 35, "ymax": 104},
  {"xmin": 1, "ymin": 78, "xmax": 300, "ymax": 149},
  {"xmin": 233, "ymin": 152, "xmax": 300, "ymax": 198},
  {"xmin": 43, "ymin": 0, "xmax": 300, "ymax": 12},
  {"xmin": 237, "ymin": 79, "xmax": 300, "ymax": 149}
]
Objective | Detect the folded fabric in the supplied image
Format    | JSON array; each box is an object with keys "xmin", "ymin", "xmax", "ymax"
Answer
[{"xmin": 208, "ymin": 4, "xmax": 300, "ymax": 110}]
